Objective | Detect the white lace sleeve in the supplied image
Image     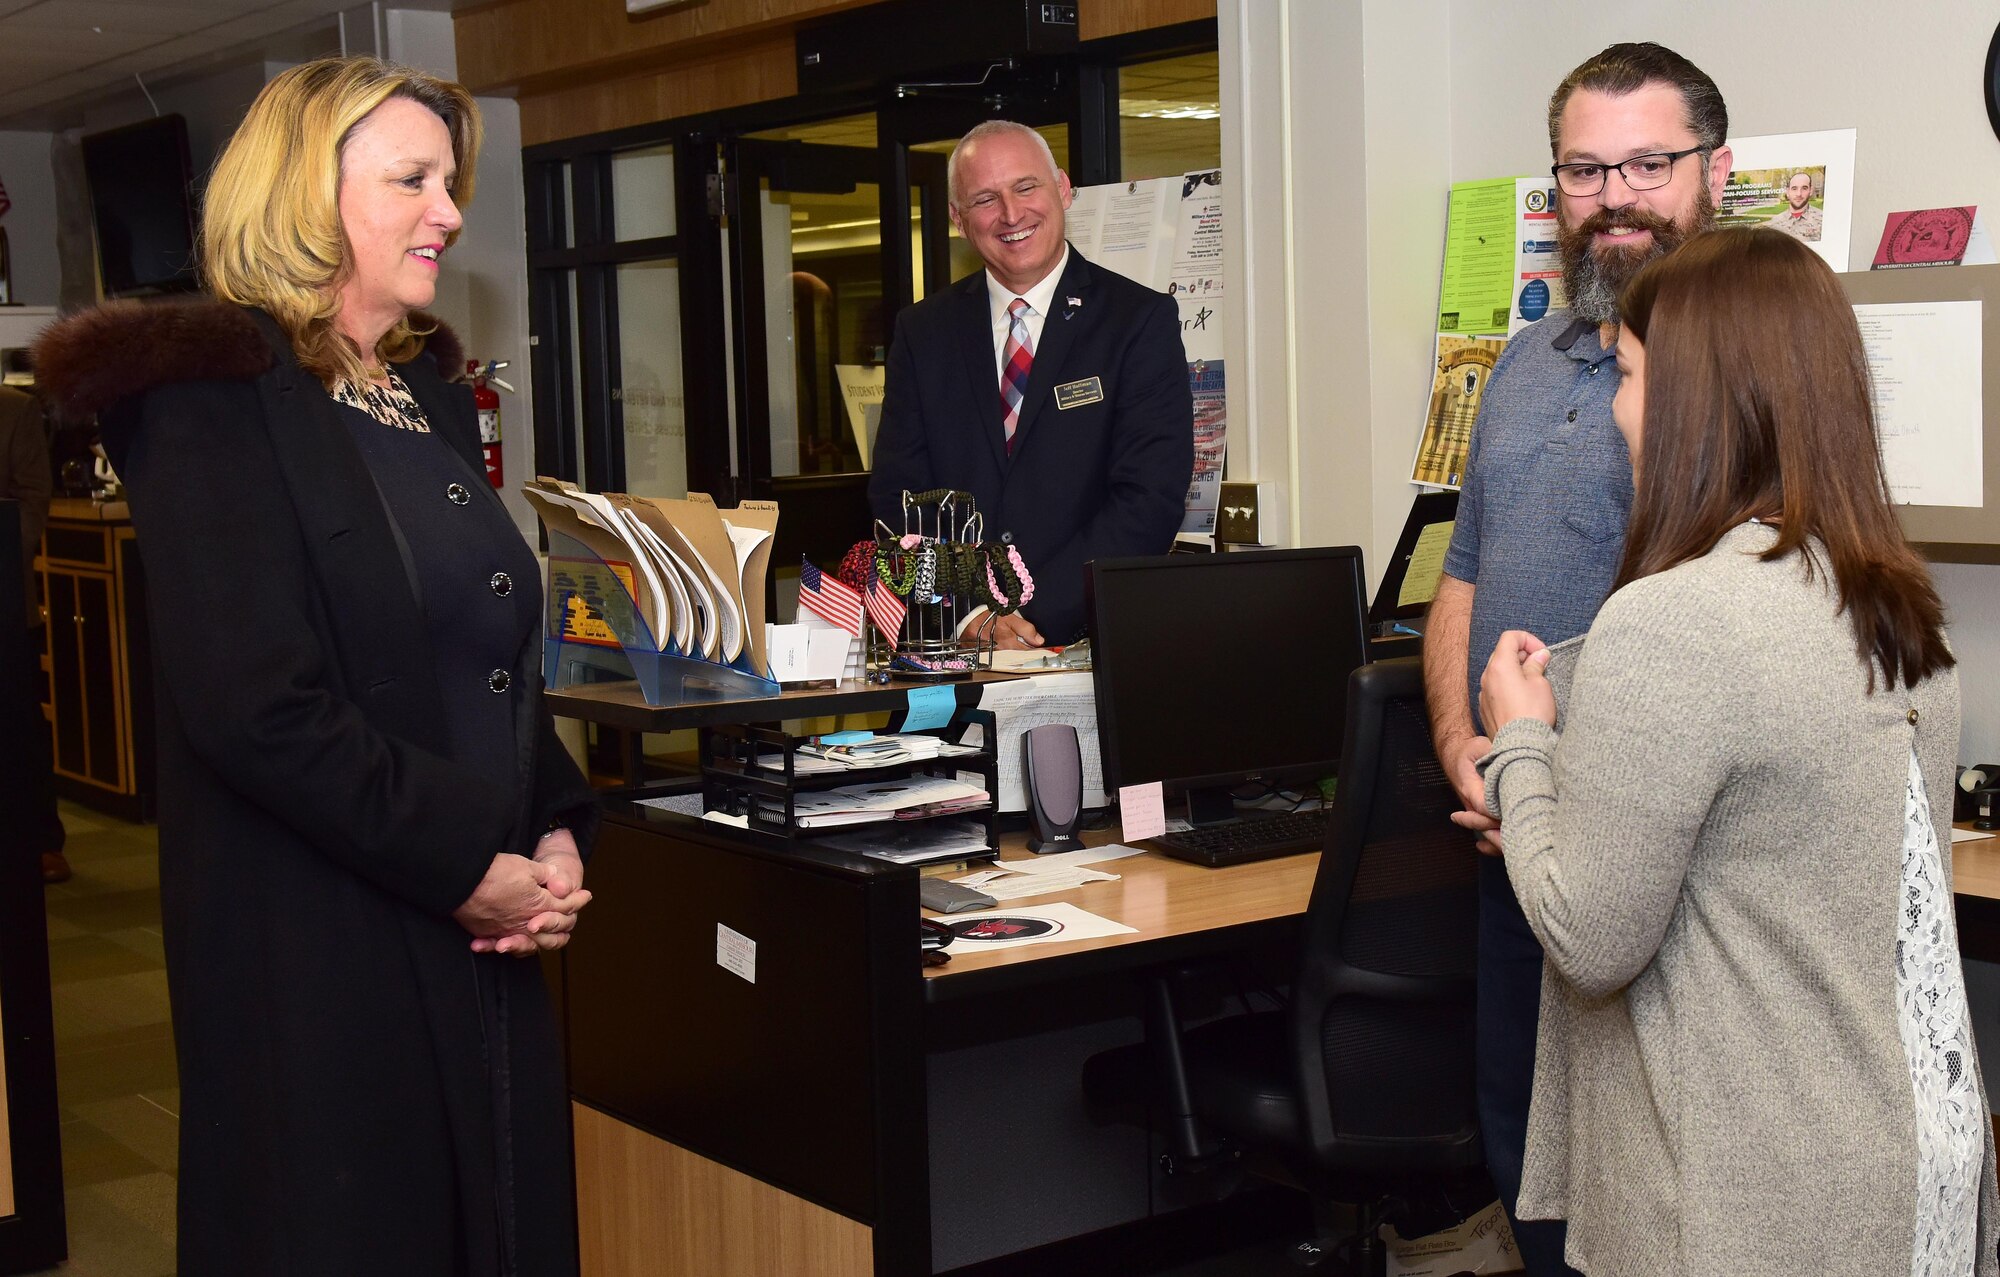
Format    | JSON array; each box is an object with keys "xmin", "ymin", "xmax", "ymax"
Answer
[{"xmin": 1898, "ymin": 747, "xmax": 1983, "ymax": 1277}]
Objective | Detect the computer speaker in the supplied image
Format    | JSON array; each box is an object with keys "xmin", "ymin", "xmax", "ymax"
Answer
[{"xmin": 1024, "ymin": 723, "xmax": 1085, "ymax": 853}]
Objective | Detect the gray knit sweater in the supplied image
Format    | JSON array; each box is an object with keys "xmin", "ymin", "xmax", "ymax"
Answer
[{"xmin": 1482, "ymin": 522, "xmax": 1997, "ymax": 1276}]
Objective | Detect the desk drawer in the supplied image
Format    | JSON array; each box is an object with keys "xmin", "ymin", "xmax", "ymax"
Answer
[{"xmin": 41, "ymin": 524, "xmax": 111, "ymax": 568}]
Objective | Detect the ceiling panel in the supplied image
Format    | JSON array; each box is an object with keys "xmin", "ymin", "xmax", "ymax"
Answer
[
  {"xmin": 8, "ymin": 1, "xmax": 262, "ymax": 37},
  {"xmin": 0, "ymin": 0, "xmax": 462, "ymax": 129}
]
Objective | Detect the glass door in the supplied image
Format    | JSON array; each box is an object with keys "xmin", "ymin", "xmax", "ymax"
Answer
[{"xmin": 724, "ymin": 121, "xmax": 957, "ymax": 598}]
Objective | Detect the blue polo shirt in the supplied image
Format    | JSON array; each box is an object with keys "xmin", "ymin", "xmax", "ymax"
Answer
[{"xmin": 1442, "ymin": 312, "xmax": 1630, "ymax": 731}]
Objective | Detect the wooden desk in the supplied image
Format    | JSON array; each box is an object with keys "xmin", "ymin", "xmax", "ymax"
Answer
[
  {"xmin": 1952, "ymin": 825, "xmax": 2000, "ymax": 898},
  {"xmin": 563, "ymin": 800, "xmax": 1317, "ymax": 1277},
  {"xmin": 1952, "ymin": 825, "xmax": 2000, "ymax": 963},
  {"xmin": 921, "ymin": 840, "xmax": 1318, "ymax": 990}
]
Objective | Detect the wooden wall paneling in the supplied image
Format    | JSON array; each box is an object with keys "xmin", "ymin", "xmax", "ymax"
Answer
[
  {"xmin": 1079, "ymin": 0, "xmax": 1217, "ymax": 43},
  {"xmin": 455, "ymin": 0, "xmax": 875, "ymax": 96},
  {"xmin": 518, "ymin": 32, "xmax": 798, "ymax": 148},
  {"xmin": 572, "ymin": 1104, "xmax": 873, "ymax": 1277}
]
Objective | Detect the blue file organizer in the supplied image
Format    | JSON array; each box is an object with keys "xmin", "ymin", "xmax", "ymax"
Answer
[{"xmin": 541, "ymin": 529, "xmax": 781, "ymax": 706}]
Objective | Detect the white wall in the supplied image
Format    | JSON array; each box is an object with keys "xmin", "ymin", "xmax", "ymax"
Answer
[
  {"xmin": 1436, "ymin": 0, "xmax": 2000, "ymax": 758},
  {"xmin": 1223, "ymin": 0, "xmax": 2000, "ymax": 759},
  {"xmin": 1220, "ymin": 1, "xmax": 1455, "ymax": 580},
  {"xmin": 0, "ymin": 131, "xmax": 58, "ymax": 306}
]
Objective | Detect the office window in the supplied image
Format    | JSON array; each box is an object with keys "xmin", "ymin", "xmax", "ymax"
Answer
[
  {"xmin": 616, "ymin": 259, "xmax": 686, "ymax": 498},
  {"xmin": 612, "ymin": 145, "xmax": 676, "ymax": 241},
  {"xmin": 1119, "ymin": 52, "xmax": 1220, "ymax": 179}
]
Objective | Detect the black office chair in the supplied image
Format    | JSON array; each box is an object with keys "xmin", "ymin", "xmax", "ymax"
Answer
[{"xmin": 1085, "ymin": 657, "xmax": 1484, "ymax": 1273}]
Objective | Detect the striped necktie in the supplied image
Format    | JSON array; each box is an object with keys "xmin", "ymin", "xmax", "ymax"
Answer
[{"xmin": 1000, "ymin": 296, "xmax": 1034, "ymax": 454}]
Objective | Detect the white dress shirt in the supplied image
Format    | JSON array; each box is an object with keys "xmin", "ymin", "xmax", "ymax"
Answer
[
  {"xmin": 957, "ymin": 246, "xmax": 1070, "ymax": 644},
  {"xmin": 985, "ymin": 244, "xmax": 1070, "ymax": 381}
]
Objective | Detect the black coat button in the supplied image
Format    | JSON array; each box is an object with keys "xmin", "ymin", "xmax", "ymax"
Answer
[
  {"xmin": 491, "ymin": 571, "xmax": 513, "ymax": 597},
  {"xmin": 447, "ymin": 483, "xmax": 471, "ymax": 505},
  {"xmin": 1000, "ymin": 531, "xmax": 1014, "ymax": 545},
  {"xmin": 488, "ymin": 669, "xmax": 511, "ymax": 693},
  {"xmin": 1565, "ymin": 409, "xmax": 1578, "ymax": 422}
]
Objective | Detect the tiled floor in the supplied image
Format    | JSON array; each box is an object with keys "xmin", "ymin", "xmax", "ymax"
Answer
[{"xmin": 27, "ymin": 802, "xmax": 178, "ymax": 1277}]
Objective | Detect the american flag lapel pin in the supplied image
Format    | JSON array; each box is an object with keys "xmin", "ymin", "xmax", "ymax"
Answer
[{"xmin": 1064, "ymin": 295, "xmax": 1083, "ymax": 320}]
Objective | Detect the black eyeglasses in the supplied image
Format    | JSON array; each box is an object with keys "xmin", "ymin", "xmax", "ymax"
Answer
[{"xmin": 1552, "ymin": 147, "xmax": 1706, "ymax": 197}]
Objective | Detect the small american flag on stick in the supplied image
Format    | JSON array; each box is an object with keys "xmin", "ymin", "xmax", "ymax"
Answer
[
  {"xmin": 798, "ymin": 559, "xmax": 863, "ymax": 634},
  {"xmin": 865, "ymin": 568, "xmax": 907, "ymax": 645}
]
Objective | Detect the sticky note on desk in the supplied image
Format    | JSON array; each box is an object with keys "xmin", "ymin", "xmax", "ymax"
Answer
[
  {"xmin": 1118, "ymin": 782, "xmax": 1166, "ymax": 842},
  {"xmin": 902, "ymin": 684, "xmax": 957, "ymax": 731}
]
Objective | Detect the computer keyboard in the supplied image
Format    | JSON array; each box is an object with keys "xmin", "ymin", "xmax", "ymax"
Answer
[{"xmin": 1152, "ymin": 807, "xmax": 1331, "ymax": 867}]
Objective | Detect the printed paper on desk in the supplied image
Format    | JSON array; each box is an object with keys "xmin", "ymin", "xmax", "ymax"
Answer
[
  {"xmin": 1952, "ymin": 827, "xmax": 1996, "ymax": 844},
  {"xmin": 940, "ymin": 902, "xmax": 1138, "ymax": 950},
  {"xmin": 997, "ymin": 845, "xmax": 1146, "ymax": 873},
  {"xmin": 973, "ymin": 672, "xmax": 1107, "ymax": 812},
  {"xmin": 952, "ymin": 865, "xmax": 1118, "ymax": 901},
  {"xmin": 1119, "ymin": 782, "xmax": 1166, "ymax": 842}
]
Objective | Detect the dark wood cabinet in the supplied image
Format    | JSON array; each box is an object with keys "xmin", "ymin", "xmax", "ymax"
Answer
[{"xmin": 34, "ymin": 502, "xmax": 152, "ymax": 822}]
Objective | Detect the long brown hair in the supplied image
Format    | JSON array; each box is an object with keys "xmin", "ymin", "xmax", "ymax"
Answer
[{"xmin": 1614, "ymin": 227, "xmax": 1951, "ymax": 692}]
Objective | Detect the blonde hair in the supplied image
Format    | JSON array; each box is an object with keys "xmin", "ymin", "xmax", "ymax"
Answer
[{"xmin": 201, "ymin": 57, "xmax": 481, "ymax": 389}]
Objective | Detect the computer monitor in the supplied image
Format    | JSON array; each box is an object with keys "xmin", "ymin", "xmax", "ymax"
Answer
[{"xmin": 1085, "ymin": 546, "xmax": 1370, "ymax": 826}]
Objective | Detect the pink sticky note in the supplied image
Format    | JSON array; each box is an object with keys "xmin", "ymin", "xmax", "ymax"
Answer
[{"xmin": 1118, "ymin": 782, "xmax": 1167, "ymax": 842}]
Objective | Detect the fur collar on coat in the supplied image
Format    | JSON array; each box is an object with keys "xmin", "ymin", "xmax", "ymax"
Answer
[{"xmin": 31, "ymin": 298, "xmax": 465, "ymax": 422}]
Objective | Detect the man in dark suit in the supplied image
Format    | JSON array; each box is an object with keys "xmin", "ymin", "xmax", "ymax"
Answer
[{"xmin": 869, "ymin": 120, "xmax": 1194, "ymax": 648}]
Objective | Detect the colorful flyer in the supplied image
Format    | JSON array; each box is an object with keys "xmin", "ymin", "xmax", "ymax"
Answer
[
  {"xmin": 1511, "ymin": 177, "xmax": 1563, "ymax": 334},
  {"xmin": 1409, "ymin": 334, "xmax": 1506, "ymax": 490},
  {"xmin": 1172, "ymin": 168, "xmax": 1226, "ymax": 534},
  {"xmin": 1871, "ymin": 207, "xmax": 1988, "ymax": 270},
  {"xmin": 1718, "ymin": 129, "xmax": 1856, "ymax": 271},
  {"xmin": 1438, "ymin": 177, "xmax": 1518, "ymax": 336}
]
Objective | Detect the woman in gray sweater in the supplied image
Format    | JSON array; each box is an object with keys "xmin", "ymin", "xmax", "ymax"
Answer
[{"xmin": 1477, "ymin": 228, "xmax": 1997, "ymax": 1276}]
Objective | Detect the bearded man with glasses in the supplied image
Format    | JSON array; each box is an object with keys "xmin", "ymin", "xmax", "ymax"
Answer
[{"xmin": 1420, "ymin": 42, "xmax": 1732, "ymax": 1277}]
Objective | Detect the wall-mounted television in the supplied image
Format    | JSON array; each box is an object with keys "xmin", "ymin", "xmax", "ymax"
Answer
[{"xmin": 80, "ymin": 114, "xmax": 199, "ymax": 297}]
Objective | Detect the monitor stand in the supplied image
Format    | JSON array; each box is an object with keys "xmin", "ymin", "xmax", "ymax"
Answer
[{"xmin": 1183, "ymin": 785, "xmax": 1237, "ymax": 827}]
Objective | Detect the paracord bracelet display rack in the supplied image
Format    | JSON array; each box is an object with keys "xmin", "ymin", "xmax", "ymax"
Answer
[{"xmin": 865, "ymin": 488, "xmax": 1035, "ymax": 683}]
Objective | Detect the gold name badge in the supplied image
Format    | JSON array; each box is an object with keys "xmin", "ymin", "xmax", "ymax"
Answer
[{"xmin": 1054, "ymin": 376, "xmax": 1105, "ymax": 410}]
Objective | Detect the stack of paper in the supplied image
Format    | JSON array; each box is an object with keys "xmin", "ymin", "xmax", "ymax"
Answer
[
  {"xmin": 523, "ymin": 478, "xmax": 778, "ymax": 673},
  {"xmin": 952, "ymin": 864, "xmax": 1119, "ymax": 901},
  {"xmin": 797, "ymin": 733, "xmax": 982, "ymax": 770},
  {"xmin": 969, "ymin": 672, "xmax": 1109, "ymax": 813},
  {"xmin": 765, "ymin": 622, "xmax": 851, "ymax": 684},
  {"xmin": 776, "ymin": 776, "xmax": 990, "ymax": 829},
  {"xmin": 818, "ymin": 818, "xmax": 993, "ymax": 864}
]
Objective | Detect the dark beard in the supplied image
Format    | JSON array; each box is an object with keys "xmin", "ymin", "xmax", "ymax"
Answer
[{"xmin": 1557, "ymin": 189, "xmax": 1717, "ymax": 324}]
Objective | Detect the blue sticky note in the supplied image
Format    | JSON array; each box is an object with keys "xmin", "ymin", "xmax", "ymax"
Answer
[
  {"xmin": 820, "ymin": 730, "xmax": 874, "ymax": 745},
  {"xmin": 902, "ymin": 685, "xmax": 957, "ymax": 732}
]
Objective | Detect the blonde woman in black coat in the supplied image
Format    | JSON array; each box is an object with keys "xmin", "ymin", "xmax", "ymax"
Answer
[{"xmin": 36, "ymin": 58, "xmax": 597, "ymax": 1275}]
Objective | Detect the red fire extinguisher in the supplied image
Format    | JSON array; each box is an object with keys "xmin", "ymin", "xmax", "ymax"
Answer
[{"xmin": 467, "ymin": 359, "xmax": 513, "ymax": 488}]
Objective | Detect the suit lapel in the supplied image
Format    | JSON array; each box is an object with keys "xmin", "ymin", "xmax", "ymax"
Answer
[
  {"xmin": 248, "ymin": 313, "xmax": 442, "ymax": 744},
  {"xmin": 1008, "ymin": 249, "xmax": 1091, "ymax": 456},
  {"xmin": 397, "ymin": 352, "xmax": 511, "ymax": 523},
  {"xmin": 953, "ymin": 273, "xmax": 1010, "ymax": 472}
]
